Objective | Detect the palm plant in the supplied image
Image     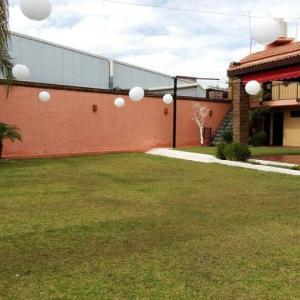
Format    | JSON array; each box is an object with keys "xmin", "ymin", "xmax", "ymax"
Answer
[
  {"xmin": 0, "ymin": 0, "xmax": 13, "ymax": 87},
  {"xmin": 0, "ymin": 123, "xmax": 22, "ymax": 159},
  {"xmin": 0, "ymin": 4, "xmax": 21, "ymax": 159}
]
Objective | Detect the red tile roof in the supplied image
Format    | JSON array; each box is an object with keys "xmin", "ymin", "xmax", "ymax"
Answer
[{"xmin": 229, "ymin": 38, "xmax": 300, "ymax": 72}]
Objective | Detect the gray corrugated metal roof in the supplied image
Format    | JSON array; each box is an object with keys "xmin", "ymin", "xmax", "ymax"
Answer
[
  {"xmin": 6, "ymin": 31, "xmax": 205, "ymax": 97},
  {"xmin": 10, "ymin": 31, "xmax": 193, "ymax": 84}
]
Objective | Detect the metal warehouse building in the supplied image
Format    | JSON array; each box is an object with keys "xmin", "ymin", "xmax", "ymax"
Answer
[{"xmin": 7, "ymin": 32, "xmax": 205, "ymax": 97}]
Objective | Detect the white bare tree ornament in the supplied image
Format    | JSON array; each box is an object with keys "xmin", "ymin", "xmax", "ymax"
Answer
[{"xmin": 192, "ymin": 103, "xmax": 210, "ymax": 145}]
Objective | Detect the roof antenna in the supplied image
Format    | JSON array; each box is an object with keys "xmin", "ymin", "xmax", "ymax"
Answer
[{"xmin": 248, "ymin": 10, "xmax": 253, "ymax": 53}]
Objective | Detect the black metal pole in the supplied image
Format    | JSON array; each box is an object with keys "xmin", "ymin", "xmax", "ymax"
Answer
[
  {"xmin": 171, "ymin": 75, "xmax": 219, "ymax": 148},
  {"xmin": 173, "ymin": 77, "xmax": 177, "ymax": 148}
]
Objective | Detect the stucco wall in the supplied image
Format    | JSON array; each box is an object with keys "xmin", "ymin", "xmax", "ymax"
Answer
[
  {"xmin": 283, "ymin": 111, "xmax": 300, "ymax": 147},
  {"xmin": 0, "ymin": 85, "xmax": 231, "ymax": 158},
  {"xmin": 176, "ymin": 100, "xmax": 232, "ymax": 146}
]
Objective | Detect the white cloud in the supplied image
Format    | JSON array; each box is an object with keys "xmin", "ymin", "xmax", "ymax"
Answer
[{"xmin": 8, "ymin": 0, "xmax": 300, "ymax": 87}]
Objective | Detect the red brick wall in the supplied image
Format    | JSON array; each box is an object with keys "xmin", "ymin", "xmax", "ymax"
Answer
[
  {"xmin": 0, "ymin": 85, "xmax": 231, "ymax": 158},
  {"xmin": 232, "ymin": 79, "xmax": 249, "ymax": 144}
]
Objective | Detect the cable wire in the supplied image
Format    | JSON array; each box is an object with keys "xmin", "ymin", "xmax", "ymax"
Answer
[{"xmin": 99, "ymin": 0, "xmax": 299, "ymax": 22}]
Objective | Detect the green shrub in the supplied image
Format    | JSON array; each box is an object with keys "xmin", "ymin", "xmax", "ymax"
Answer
[
  {"xmin": 223, "ymin": 143, "xmax": 251, "ymax": 162},
  {"xmin": 291, "ymin": 165, "xmax": 300, "ymax": 171},
  {"xmin": 222, "ymin": 130, "xmax": 233, "ymax": 144},
  {"xmin": 215, "ymin": 130, "xmax": 233, "ymax": 160},
  {"xmin": 251, "ymin": 131, "xmax": 267, "ymax": 147},
  {"xmin": 216, "ymin": 143, "xmax": 226, "ymax": 160}
]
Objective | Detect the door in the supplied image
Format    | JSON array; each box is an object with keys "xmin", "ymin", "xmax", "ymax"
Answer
[
  {"xmin": 273, "ymin": 112, "xmax": 284, "ymax": 146},
  {"xmin": 263, "ymin": 112, "xmax": 271, "ymax": 145}
]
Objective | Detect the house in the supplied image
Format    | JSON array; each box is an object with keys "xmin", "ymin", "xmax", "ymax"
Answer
[
  {"xmin": 206, "ymin": 87, "xmax": 228, "ymax": 100},
  {"xmin": 228, "ymin": 37, "xmax": 300, "ymax": 147}
]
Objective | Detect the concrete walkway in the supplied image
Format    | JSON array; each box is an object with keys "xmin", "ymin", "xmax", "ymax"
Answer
[{"xmin": 146, "ymin": 148, "xmax": 300, "ymax": 176}]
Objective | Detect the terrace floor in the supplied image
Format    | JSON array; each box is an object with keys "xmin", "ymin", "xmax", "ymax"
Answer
[
  {"xmin": 254, "ymin": 154, "xmax": 300, "ymax": 164},
  {"xmin": 0, "ymin": 154, "xmax": 299, "ymax": 299}
]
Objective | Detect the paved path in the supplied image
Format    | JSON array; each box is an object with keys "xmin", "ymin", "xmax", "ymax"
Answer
[{"xmin": 146, "ymin": 148, "xmax": 300, "ymax": 176}]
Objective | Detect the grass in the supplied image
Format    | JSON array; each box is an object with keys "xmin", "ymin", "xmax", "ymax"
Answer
[
  {"xmin": 180, "ymin": 146, "xmax": 300, "ymax": 157},
  {"xmin": 0, "ymin": 154, "xmax": 299, "ymax": 299}
]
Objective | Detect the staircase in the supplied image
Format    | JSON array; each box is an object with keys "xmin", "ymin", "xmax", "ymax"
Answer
[{"xmin": 210, "ymin": 108, "xmax": 233, "ymax": 145}]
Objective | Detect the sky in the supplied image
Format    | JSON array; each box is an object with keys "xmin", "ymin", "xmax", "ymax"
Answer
[{"xmin": 8, "ymin": 0, "xmax": 300, "ymax": 87}]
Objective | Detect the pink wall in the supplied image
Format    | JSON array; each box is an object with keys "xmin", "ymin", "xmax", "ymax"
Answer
[
  {"xmin": 0, "ymin": 84, "xmax": 231, "ymax": 158},
  {"xmin": 177, "ymin": 100, "xmax": 232, "ymax": 147}
]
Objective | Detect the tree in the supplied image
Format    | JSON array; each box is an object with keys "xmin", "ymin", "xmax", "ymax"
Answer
[
  {"xmin": 192, "ymin": 102, "xmax": 210, "ymax": 145},
  {"xmin": 0, "ymin": 0, "xmax": 13, "ymax": 86},
  {"xmin": 0, "ymin": 123, "xmax": 22, "ymax": 159}
]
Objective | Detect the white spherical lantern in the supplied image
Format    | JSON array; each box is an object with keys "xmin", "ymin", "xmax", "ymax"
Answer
[
  {"xmin": 245, "ymin": 80, "xmax": 261, "ymax": 96},
  {"xmin": 251, "ymin": 18, "xmax": 280, "ymax": 44},
  {"xmin": 12, "ymin": 64, "xmax": 30, "ymax": 81},
  {"xmin": 39, "ymin": 91, "xmax": 51, "ymax": 102},
  {"xmin": 114, "ymin": 97, "xmax": 125, "ymax": 108},
  {"xmin": 129, "ymin": 87, "xmax": 144, "ymax": 102},
  {"xmin": 20, "ymin": 0, "xmax": 52, "ymax": 21},
  {"xmin": 163, "ymin": 94, "xmax": 173, "ymax": 105}
]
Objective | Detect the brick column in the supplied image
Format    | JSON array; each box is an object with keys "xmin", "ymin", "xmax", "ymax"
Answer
[{"xmin": 231, "ymin": 78, "xmax": 249, "ymax": 144}]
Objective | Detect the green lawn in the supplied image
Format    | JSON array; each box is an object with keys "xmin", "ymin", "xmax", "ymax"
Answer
[
  {"xmin": 180, "ymin": 146, "xmax": 300, "ymax": 157},
  {"xmin": 0, "ymin": 154, "xmax": 299, "ymax": 299}
]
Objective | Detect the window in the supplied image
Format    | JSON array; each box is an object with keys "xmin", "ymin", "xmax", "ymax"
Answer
[{"xmin": 290, "ymin": 111, "xmax": 300, "ymax": 118}]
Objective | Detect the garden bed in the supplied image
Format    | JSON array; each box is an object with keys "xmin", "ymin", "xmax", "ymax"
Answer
[{"xmin": 180, "ymin": 146, "xmax": 300, "ymax": 157}]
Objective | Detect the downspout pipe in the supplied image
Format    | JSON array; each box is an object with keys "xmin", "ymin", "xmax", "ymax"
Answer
[{"xmin": 109, "ymin": 60, "xmax": 114, "ymax": 89}]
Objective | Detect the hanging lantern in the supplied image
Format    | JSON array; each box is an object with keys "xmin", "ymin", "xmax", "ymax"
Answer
[
  {"xmin": 20, "ymin": 0, "xmax": 52, "ymax": 21},
  {"xmin": 129, "ymin": 87, "xmax": 144, "ymax": 102},
  {"xmin": 245, "ymin": 80, "xmax": 261, "ymax": 96},
  {"xmin": 12, "ymin": 64, "xmax": 30, "ymax": 81},
  {"xmin": 39, "ymin": 91, "xmax": 51, "ymax": 102},
  {"xmin": 251, "ymin": 18, "xmax": 280, "ymax": 44},
  {"xmin": 163, "ymin": 94, "xmax": 173, "ymax": 104},
  {"xmin": 114, "ymin": 97, "xmax": 125, "ymax": 108}
]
